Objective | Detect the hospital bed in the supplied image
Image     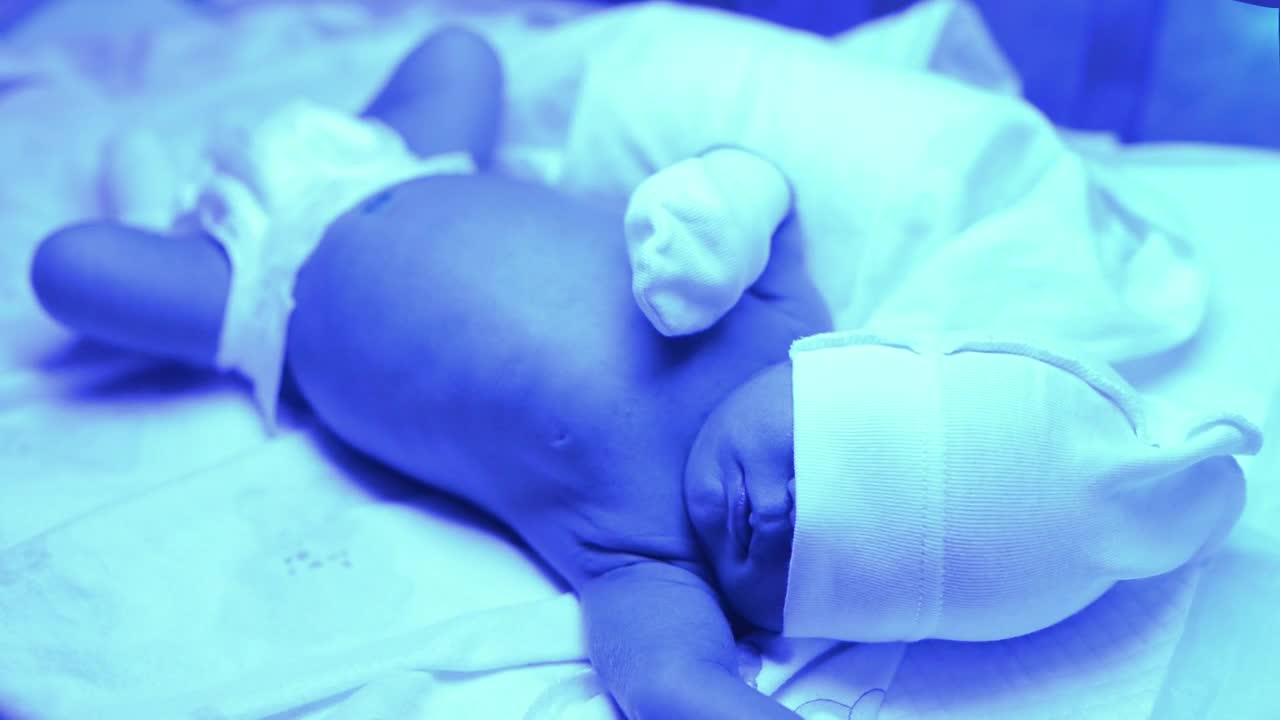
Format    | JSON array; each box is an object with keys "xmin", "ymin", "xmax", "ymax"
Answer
[{"xmin": 1, "ymin": 1, "xmax": 1279, "ymax": 718}]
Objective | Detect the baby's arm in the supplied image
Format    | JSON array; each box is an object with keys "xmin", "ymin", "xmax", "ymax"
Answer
[{"xmin": 580, "ymin": 561, "xmax": 799, "ymax": 720}]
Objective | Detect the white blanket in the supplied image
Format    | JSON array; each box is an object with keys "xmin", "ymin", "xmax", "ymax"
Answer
[{"xmin": 1, "ymin": 2, "xmax": 1278, "ymax": 719}]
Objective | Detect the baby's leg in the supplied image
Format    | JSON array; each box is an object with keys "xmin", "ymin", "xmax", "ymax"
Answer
[
  {"xmin": 31, "ymin": 222, "xmax": 230, "ymax": 365},
  {"xmin": 30, "ymin": 27, "xmax": 503, "ymax": 367},
  {"xmin": 364, "ymin": 26, "xmax": 502, "ymax": 167}
]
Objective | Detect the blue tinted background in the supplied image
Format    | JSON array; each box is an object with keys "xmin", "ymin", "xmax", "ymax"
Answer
[
  {"xmin": 6, "ymin": 0, "xmax": 1278, "ymax": 147},
  {"xmin": 623, "ymin": 0, "xmax": 1280, "ymax": 149}
]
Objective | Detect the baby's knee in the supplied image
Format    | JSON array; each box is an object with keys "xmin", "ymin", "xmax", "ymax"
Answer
[
  {"xmin": 30, "ymin": 222, "xmax": 94, "ymax": 315},
  {"xmin": 412, "ymin": 26, "xmax": 501, "ymax": 76},
  {"xmin": 31, "ymin": 222, "xmax": 229, "ymax": 364},
  {"xmin": 368, "ymin": 26, "xmax": 503, "ymax": 164},
  {"xmin": 377, "ymin": 26, "xmax": 502, "ymax": 106},
  {"xmin": 31, "ymin": 222, "xmax": 157, "ymax": 326}
]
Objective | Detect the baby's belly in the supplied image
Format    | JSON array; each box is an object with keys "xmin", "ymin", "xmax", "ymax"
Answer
[
  {"xmin": 290, "ymin": 175, "xmax": 626, "ymax": 480},
  {"xmin": 287, "ymin": 173, "xmax": 805, "ymax": 577}
]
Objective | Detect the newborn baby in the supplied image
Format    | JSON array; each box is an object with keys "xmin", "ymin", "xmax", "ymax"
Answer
[
  {"xmin": 32, "ymin": 27, "xmax": 825, "ymax": 720},
  {"xmin": 30, "ymin": 19, "xmax": 1262, "ymax": 720}
]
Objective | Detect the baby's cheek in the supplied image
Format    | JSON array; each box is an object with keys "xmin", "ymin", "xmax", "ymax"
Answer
[
  {"xmin": 721, "ymin": 362, "xmax": 796, "ymax": 465},
  {"xmin": 684, "ymin": 414, "xmax": 732, "ymax": 531}
]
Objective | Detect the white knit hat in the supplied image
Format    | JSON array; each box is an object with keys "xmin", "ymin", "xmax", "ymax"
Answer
[{"xmin": 783, "ymin": 331, "xmax": 1262, "ymax": 642}]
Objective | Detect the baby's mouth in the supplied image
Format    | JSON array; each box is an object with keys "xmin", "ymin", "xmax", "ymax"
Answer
[{"xmin": 729, "ymin": 470, "xmax": 796, "ymax": 561}]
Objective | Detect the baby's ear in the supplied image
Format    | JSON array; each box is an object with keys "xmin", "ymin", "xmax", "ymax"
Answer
[
  {"xmin": 624, "ymin": 148, "xmax": 793, "ymax": 337},
  {"xmin": 31, "ymin": 222, "xmax": 229, "ymax": 366}
]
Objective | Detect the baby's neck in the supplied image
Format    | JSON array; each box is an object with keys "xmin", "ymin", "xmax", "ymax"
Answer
[{"xmin": 439, "ymin": 399, "xmax": 697, "ymax": 588}]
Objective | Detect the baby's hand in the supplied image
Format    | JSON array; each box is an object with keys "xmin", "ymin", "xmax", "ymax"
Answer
[
  {"xmin": 624, "ymin": 148, "xmax": 792, "ymax": 337},
  {"xmin": 683, "ymin": 360, "xmax": 797, "ymax": 632},
  {"xmin": 581, "ymin": 561, "xmax": 800, "ymax": 720}
]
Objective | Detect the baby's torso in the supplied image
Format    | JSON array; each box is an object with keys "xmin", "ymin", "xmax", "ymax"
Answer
[{"xmin": 286, "ymin": 173, "xmax": 813, "ymax": 586}]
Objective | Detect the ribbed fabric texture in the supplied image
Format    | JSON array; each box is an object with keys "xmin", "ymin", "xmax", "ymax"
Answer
[
  {"xmin": 623, "ymin": 146, "xmax": 792, "ymax": 336},
  {"xmin": 784, "ymin": 331, "xmax": 1261, "ymax": 642}
]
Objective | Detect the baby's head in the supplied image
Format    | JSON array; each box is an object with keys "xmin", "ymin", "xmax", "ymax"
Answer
[
  {"xmin": 688, "ymin": 332, "xmax": 1261, "ymax": 645},
  {"xmin": 684, "ymin": 360, "xmax": 796, "ymax": 631}
]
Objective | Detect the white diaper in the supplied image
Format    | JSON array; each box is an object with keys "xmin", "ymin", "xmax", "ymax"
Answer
[{"xmin": 191, "ymin": 101, "xmax": 475, "ymax": 426}]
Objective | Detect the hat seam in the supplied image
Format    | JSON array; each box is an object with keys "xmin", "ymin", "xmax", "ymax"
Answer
[{"xmin": 913, "ymin": 349, "xmax": 945, "ymax": 640}]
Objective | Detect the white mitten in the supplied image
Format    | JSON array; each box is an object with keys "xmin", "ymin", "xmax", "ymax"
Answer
[{"xmin": 624, "ymin": 147, "xmax": 792, "ymax": 336}]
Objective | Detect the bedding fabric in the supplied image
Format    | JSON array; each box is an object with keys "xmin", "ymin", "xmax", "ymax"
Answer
[{"xmin": 0, "ymin": 2, "xmax": 1278, "ymax": 719}]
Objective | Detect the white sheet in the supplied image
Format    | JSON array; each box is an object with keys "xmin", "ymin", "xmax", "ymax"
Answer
[{"xmin": 1, "ymin": 2, "xmax": 1278, "ymax": 719}]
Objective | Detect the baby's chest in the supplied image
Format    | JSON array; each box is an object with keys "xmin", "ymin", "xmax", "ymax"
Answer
[{"xmin": 518, "ymin": 475, "xmax": 707, "ymax": 587}]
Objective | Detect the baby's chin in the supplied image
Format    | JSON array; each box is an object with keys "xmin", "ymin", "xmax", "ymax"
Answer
[{"xmin": 716, "ymin": 528, "xmax": 792, "ymax": 633}]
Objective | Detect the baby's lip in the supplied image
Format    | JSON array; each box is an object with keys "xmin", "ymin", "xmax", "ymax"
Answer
[
  {"xmin": 731, "ymin": 466, "xmax": 794, "ymax": 560},
  {"xmin": 749, "ymin": 479, "xmax": 795, "ymax": 524},
  {"xmin": 729, "ymin": 463, "xmax": 752, "ymax": 559}
]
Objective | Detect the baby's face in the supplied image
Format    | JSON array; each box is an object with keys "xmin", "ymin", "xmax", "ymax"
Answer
[{"xmin": 684, "ymin": 360, "xmax": 796, "ymax": 632}]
